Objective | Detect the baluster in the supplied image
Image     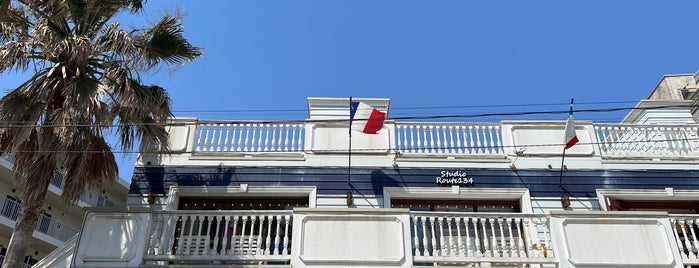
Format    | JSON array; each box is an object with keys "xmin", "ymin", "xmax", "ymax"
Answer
[
  {"xmin": 495, "ymin": 125, "xmax": 505, "ymax": 154},
  {"xmin": 467, "ymin": 126, "xmax": 476, "ymax": 154},
  {"xmin": 420, "ymin": 216, "xmax": 428, "ymax": 256},
  {"xmin": 220, "ymin": 216, "xmax": 230, "ymax": 255},
  {"xmin": 496, "ymin": 218, "xmax": 506, "ymax": 257},
  {"xmin": 247, "ymin": 216, "xmax": 257, "ymax": 255},
  {"xmin": 435, "ymin": 126, "xmax": 443, "ymax": 154},
  {"xmin": 671, "ymin": 218, "xmax": 688, "ymax": 259},
  {"xmin": 195, "ymin": 125, "xmax": 204, "ymax": 151},
  {"xmin": 236, "ymin": 124, "xmax": 244, "ymax": 152},
  {"xmin": 482, "ymin": 126, "xmax": 492, "ymax": 154},
  {"xmin": 447, "ymin": 217, "xmax": 455, "ymax": 256},
  {"xmin": 481, "ymin": 217, "xmax": 490, "ymax": 257},
  {"xmin": 283, "ymin": 215, "xmax": 291, "ymax": 255},
  {"xmin": 455, "ymin": 217, "xmax": 464, "ymax": 256},
  {"xmin": 454, "ymin": 126, "xmax": 463, "ymax": 154},
  {"xmin": 440, "ymin": 126, "xmax": 448, "ymax": 154},
  {"xmin": 214, "ymin": 124, "xmax": 223, "ymax": 151},
  {"xmin": 175, "ymin": 215, "xmax": 187, "ymax": 255},
  {"xmin": 464, "ymin": 217, "xmax": 472, "ymax": 257},
  {"xmin": 255, "ymin": 216, "xmax": 264, "ymax": 254},
  {"xmin": 241, "ymin": 124, "xmax": 250, "ymax": 151},
  {"xmin": 221, "ymin": 123, "xmax": 230, "ymax": 151},
  {"xmin": 249, "ymin": 124, "xmax": 257, "ymax": 152},
  {"xmin": 421, "ymin": 125, "xmax": 428, "ymax": 153},
  {"xmin": 270, "ymin": 125, "xmax": 278, "ymax": 152},
  {"xmin": 409, "ymin": 125, "xmax": 416, "ymax": 153},
  {"xmin": 192, "ymin": 216, "xmax": 204, "ymax": 256},
  {"xmin": 515, "ymin": 218, "xmax": 525, "ymax": 258},
  {"xmin": 237, "ymin": 216, "xmax": 248, "ymax": 255},
  {"xmin": 158, "ymin": 214, "xmax": 173, "ymax": 255},
  {"xmin": 203, "ymin": 216, "xmax": 213, "ymax": 255},
  {"xmin": 184, "ymin": 215, "xmax": 195, "ymax": 255},
  {"xmin": 447, "ymin": 126, "xmax": 455, "ymax": 154},
  {"xmin": 264, "ymin": 215, "xmax": 273, "ymax": 255},
  {"xmin": 437, "ymin": 217, "xmax": 445, "ymax": 256},
  {"xmin": 688, "ymin": 219, "xmax": 699, "ymax": 260},
  {"xmin": 278, "ymin": 125, "xmax": 285, "ymax": 152},
  {"xmin": 429, "ymin": 217, "xmax": 437, "ymax": 256},
  {"xmin": 476, "ymin": 126, "xmax": 484, "ymax": 154},
  {"xmin": 260, "ymin": 124, "xmax": 272, "ymax": 152},
  {"xmin": 489, "ymin": 218, "xmax": 498, "ymax": 257},
  {"xmin": 273, "ymin": 215, "xmax": 282, "ymax": 255},
  {"xmin": 283, "ymin": 125, "xmax": 290, "ymax": 152},
  {"xmin": 412, "ymin": 216, "xmax": 420, "ymax": 256},
  {"xmin": 506, "ymin": 218, "xmax": 515, "ymax": 257},
  {"xmin": 486, "ymin": 126, "xmax": 496, "ymax": 154},
  {"xmin": 680, "ymin": 219, "xmax": 694, "ymax": 260},
  {"xmin": 202, "ymin": 124, "xmax": 211, "ymax": 152},
  {"xmin": 428, "ymin": 126, "xmax": 435, "ymax": 154},
  {"xmin": 209, "ymin": 125, "xmax": 219, "ymax": 152},
  {"xmin": 291, "ymin": 125, "xmax": 298, "ymax": 151},
  {"xmin": 398, "ymin": 125, "xmax": 405, "ymax": 153}
]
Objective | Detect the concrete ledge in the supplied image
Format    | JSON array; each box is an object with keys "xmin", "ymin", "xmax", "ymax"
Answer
[
  {"xmin": 550, "ymin": 210, "xmax": 668, "ymax": 217},
  {"xmin": 293, "ymin": 207, "xmax": 409, "ymax": 214}
]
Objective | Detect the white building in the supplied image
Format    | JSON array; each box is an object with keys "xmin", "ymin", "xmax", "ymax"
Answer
[
  {"xmin": 0, "ymin": 154, "xmax": 130, "ymax": 267},
  {"xmin": 39, "ymin": 72, "xmax": 699, "ymax": 268}
]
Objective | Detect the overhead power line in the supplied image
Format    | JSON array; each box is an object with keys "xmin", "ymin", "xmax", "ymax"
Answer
[{"xmin": 0, "ymin": 103, "xmax": 696, "ymax": 128}]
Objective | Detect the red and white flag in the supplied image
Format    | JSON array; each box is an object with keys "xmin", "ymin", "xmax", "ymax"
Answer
[
  {"xmin": 350, "ymin": 101, "xmax": 386, "ymax": 134},
  {"xmin": 564, "ymin": 101, "xmax": 578, "ymax": 149}
]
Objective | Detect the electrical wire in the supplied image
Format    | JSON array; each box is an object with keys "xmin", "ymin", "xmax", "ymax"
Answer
[{"xmin": 0, "ymin": 103, "xmax": 695, "ymax": 127}]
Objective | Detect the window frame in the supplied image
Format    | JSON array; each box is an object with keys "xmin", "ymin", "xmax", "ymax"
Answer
[{"xmin": 383, "ymin": 186, "xmax": 533, "ymax": 213}]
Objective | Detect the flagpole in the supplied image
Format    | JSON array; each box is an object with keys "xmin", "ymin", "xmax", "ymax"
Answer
[
  {"xmin": 559, "ymin": 98, "xmax": 574, "ymax": 207},
  {"xmin": 559, "ymin": 98, "xmax": 573, "ymax": 186},
  {"xmin": 347, "ymin": 97, "xmax": 353, "ymax": 206}
]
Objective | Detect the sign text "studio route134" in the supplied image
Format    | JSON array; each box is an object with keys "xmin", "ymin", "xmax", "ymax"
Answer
[{"xmin": 435, "ymin": 170, "xmax": 474, "ymax": 184}]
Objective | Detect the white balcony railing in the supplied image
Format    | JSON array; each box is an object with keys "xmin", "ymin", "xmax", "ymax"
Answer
[
  {"xmin": 409, "ymin": 212, "xmax": 555, "ymax": 265},
  {"xmin": 195, "ymin": 122, "xmax": 305, "ymax": 153},
  {"xmin": 145, "ymin": 210, "xmax": 293, "ymax": 263},
  {"xmin": 0, "ymin": 195, "xmax": 78, "ymax": 242},
  {"xmin": 669, "ymin": 214, "xmax": 699, "ymax": 266},
  {"xmin": 595, "ymin": 124, "xmax": 699, "ymax": 158},
  {"xmin": 187, "ymin": 121, "xmax": 699, "ymax": 160},
  {"xmin": 395, "ymin": 123, "xmax": 504, "ymax": 155}
]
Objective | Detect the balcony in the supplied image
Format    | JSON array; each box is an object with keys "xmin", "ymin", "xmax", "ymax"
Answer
[
  {"xmin": 67, "ymin": 209, "xmax": 697, "ymax": 267},
  {"xmin": 0, "ymin": 195, "xmax": 78, "ymax": 243},
  {"xmin": 181, "ymin": 120, "xmax": 699, "ymax": 162}
]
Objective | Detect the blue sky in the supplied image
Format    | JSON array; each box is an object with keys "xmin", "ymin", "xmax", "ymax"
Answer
[{"xmin": 4, "ymin": 1, "xmax": 699, "ymax": 181}]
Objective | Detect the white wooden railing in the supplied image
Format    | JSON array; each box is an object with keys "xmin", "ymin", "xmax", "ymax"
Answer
[
  {"xmin": 670, "ymin": 214, "xmax": 699, "ymax": 266},
  {"xmin": 395, "ymin": 123, "xmax": 504, "ymax": 155},
  {"xmin": 195, "ymin": 121, "xmax": 305, "ymax": 153},
  {"xmin": 595, "ymin": 124, "xmax": 699, "ymax": 158},
  {"xmin": 409, "ymin": 212, "xmax": 555, "ymax": 265},
  {"xmin": 145, "ymin": 210, "xmax": 293, "ymax": 263}
]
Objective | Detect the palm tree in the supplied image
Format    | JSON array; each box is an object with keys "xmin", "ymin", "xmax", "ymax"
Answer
[{"xmin": 0, "ymin": 0, "xmax": 201, "ymax": 266}]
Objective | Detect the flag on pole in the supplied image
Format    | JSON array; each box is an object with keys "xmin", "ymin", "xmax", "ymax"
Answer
[
  {"xmin": 564, "ymin": 100, "xmax": 578, "ymax": 149},
  {"xmin": 350, "ymin": 101, "xmax": 386, "ymax": 134}
]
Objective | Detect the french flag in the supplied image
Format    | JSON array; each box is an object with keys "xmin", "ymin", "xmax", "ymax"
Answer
[{"xmin": 350, "ymin": 102, "xmax": 386, "ymax": 134}]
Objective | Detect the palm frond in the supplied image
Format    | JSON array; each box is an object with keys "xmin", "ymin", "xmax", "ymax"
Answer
[{"xmin": 136, "ymin": 13, "xmax": 203, "ymax": 69}]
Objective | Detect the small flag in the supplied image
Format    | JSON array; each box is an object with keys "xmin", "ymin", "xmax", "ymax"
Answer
[
  {"xmin": 564, "ymin": 100, "xmax": 578, "ymax": 149},
  {"xmin": 350, "ymin": 101, "xmax": 386, "ymax": 134}
]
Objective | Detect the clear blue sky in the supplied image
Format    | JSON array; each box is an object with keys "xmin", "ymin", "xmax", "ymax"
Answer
[{"xmin": 4, "ymin": 1, "xmax": 699, "ymax": 182}]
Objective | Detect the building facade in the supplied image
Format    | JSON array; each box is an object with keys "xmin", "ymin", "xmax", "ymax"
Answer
[
  {"xmin": 0, "ymin": 153, "xmax": 129, "ymax": 267},
  {"xmin": 43, "ymin": 72, "xmax": 699, "ymax": 268}
]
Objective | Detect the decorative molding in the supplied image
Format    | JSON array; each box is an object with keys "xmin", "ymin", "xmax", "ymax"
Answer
[{"xmin": 165, "ymin": 185, "xmax": 317, "ymax": 210}]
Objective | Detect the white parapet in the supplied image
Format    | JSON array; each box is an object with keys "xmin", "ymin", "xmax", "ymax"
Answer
[
  {"xmin": 550, "ymin": 211, "xmax": 683, "ymax": 268},
  {"xmin": 291, "ymin": 208, "xmax": 413, "ymax": 268},
  {"xmin": 72, "ymin": 208, "xmax": 152, "ymax": 268}
]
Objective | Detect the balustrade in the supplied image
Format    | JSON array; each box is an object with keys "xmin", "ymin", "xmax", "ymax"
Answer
[
  {"xmin": 145, "ymin": 210, "xmax": 293, "ymax": 263},
  {"xmin": 195, "ymin": 121, "xmax": 305, "ymax": 153},
  {"xmin": 395, "ymin": 123, "xmax": 504, "ymax": 155},
  {"xmin": 670, "ymin": 214, "xmax": 699, "ymax": 266},
  {"xmin": 0, "ymin": 195, "xmax": 77, "ymax": 242},
  {"xmin": 409, "ymin": 212, "xmax": 554, "ymax": 265},
  {"xmin": 595, "ymin": 124, "xmax": 699, "ymax": 158}
]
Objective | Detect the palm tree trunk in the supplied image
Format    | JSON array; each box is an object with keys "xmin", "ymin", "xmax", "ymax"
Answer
[{"xmin": 1, "ymin": 176, "xmax": 51, "ymax": 268}]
